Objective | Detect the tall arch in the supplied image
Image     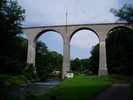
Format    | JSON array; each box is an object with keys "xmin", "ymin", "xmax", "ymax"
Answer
[
  {"xmin": 35, "ymin": 30, "xmax": 64, "ymax": 79},
  {"xmin": 34, "ymin": 29, "xmax": 64, "ymax": 43},
  {"xmin": 106, "ymin": 26, "xmax": 133, "ymax": 75},
  {"xmin": 70, "ymin": 28, "xmax": 99, "ymax": 74},
  {"xmin": 69, "ymin": 27, "xmax": 99, "ymax": 41},
  {"xmin": 107, "ymin": 26, "xmax": 133, "ymax": 35}
]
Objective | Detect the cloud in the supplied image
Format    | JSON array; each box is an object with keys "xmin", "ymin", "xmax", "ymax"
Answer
[
  {"xmin": 70, "ymin": 30, "xmax": 99, "ymax": 49},
  {"xmin": 18, "ymin": 0, "xmax": 123, "ymax": 26}
]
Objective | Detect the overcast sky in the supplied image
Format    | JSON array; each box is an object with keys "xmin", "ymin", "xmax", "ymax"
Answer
[{"xmin": 18, "ymin": 0, "xmax": 133, "ymax": 59}]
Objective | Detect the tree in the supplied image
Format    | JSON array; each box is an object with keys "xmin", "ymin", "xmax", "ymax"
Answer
[
  {"xmin": 0, "ymin": 0, "xmax": 25, "ymax": 56},
  {"xmin": 36, "ymin": 41, "xmax": 63, "ymax": 80},
  {"xmin": 71, "ymin": 58, "xmax": 90, "ymax": 73},
  {"xmin": 88, "ymin": 44, "xmax": 99, "ymax": 74},
  {"xmin": 106, "ymin": 27, "xmax": 133, "ymax": 75},
  {"xmin": 71, "ymin": 58, "xmax": 81, "ymax": 72},
  {"xmin": 0, "ymin": 0, "xmax": 25, "ymax": 75},
  {"xmin": 0, "ymin": 36, "xmax": 28, "ymax": 75},
  {"xmin": 36, "ymin": 41, "xmax": 49, "ymax": 80},
  {"xmin": 107, "ymin": 4, "xmax": 133, "ymax": 75},
  {"xmin": 111, "ymin": 4, "xmax": 133, "ymax": 23},
  {"xmin": 0, "ymin": 0, "xmax": 24, "ymax": 39}
]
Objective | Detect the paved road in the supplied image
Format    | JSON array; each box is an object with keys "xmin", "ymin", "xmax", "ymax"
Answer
[{"xmin": 94, "ymin": 83, "xmax": 133, "ymax": 100}]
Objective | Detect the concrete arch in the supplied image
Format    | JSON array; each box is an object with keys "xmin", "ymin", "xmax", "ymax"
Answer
[
  {"xmin": 107, "ymin": 26, "xmax": 133, "ymax": 35},
  {"xmin": 34, "ymin": 29, "xmax": 65, "ymax": 44},
  {"xmin": 35, "ymin": 30, "xmax": 64, "ymax": 78},
  {"xmin": 106, "ymin": 26, "xmax": 133, "ymax": 74},
  {"xmin": 69, "ymin": 27, "xmax": 99, "ymax": 41},
  {"xmin": 70, "ymin": 28, "xmax": 99, "ymax": 59}
]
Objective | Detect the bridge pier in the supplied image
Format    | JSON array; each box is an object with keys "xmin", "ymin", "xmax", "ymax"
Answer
[
  {"xmin": 62, "ymin": 38, "xmax": 70, "ymax": 79},
  {"xmin": 26, "ymin": 40, "xmax": 37, "ymax": 75},
  {"xmin": 99, "ymin": 40, "xmax": 108, "ymax": 76}
]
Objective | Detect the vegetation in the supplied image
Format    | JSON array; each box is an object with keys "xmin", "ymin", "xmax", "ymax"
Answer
[
  {"xmin": 111, "ymin": 4, "xmax": 133, "ymax": 23},
  {"xmin": 36, "ymin": 41, "xmax": 63, "ymax": 81},
  {"xmin": 0, "ymin": 0, "xmax": 27, "ymax": 76},
  {"xmin": 71, "ymin": 58, "xmax": 90, "ymax": 73},
  {"xmin": 88, "ymin": 44, "xmax": 99, "ymax": 74},
  {"xmin": 108, "ymin": 4, "xmax": 133, "ymax": 75},
  {"xmin": 70, "ymin": 44, "xmax": 99, "ymax": 75},
  {"xmin": 0, "ymin": 0, "xmax": 28, "ymax": 99},
  {"xmin": 107, "ymin": 27, "xmax": 133, "ymax": 75},
  {"xmin": 0, "ymin": 1, "xmax": 133, "ymax": 99}
]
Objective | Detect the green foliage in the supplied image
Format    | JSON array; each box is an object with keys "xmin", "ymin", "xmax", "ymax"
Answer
[
  {"xmin": 70, "ymin": 46, "xmax": 99, "ymax": 75},
  {"xmin": 0, "ymin": 0, "xmax": 24, "ymax": 39},
  {"xmin": 111, "ymin": 4, "xmax": 133, "ymax": 23},
  {"xmin": 88, "ymin": 44, "xmax": 99, "ymax": 74},
  {"xmin": 36, "ymin": 41, "xmax": 63, "ymax": 80},
  {"xmin": 71, "ymin": 58, "xmax": 81, "ymax": 71},
  {"xmin": 0, "ymin": 0, "xmax": 26, "ymax": 75},
  {"xmin": 71, "ymin": 58, "xmax": 90, "ymax": 73},
  {"xmin": 106, "ymin": 27, "xmax": 133, "ymax": 75},
  {"xmin": 0, "ymin": 36, "xmax": 28, "ymax": 75},
  {"xmin": 0, "ymin": 74, "xmax": 29, "ymax": 100}
]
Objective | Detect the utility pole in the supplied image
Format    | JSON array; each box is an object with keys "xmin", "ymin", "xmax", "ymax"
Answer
[{"xmin": 65, "ymin": 9, "xmax": 68, "ymax": 34}]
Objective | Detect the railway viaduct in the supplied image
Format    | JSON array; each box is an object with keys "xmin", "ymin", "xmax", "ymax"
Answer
[{"xmin": 22, "ymin": 23, "xmax": 132, "ymax": 79}]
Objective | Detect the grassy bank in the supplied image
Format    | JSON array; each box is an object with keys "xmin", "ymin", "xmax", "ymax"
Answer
[{"xmin": 30, "ymin": 75, "xmax": 112, "ymax": 100}]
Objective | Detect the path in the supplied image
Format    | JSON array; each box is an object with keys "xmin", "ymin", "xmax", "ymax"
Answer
[
  {"xmin": 8, "ymin": 80, "xmax": 60, "ymax": 97},
  {"xmin": 94, "ymin": 81, "xmax": 133, "ymax": 100}
]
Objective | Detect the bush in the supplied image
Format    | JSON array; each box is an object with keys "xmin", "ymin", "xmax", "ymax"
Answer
[{"xmin": 0, "ymin": 74, "xmax": 29, "ymax": 100}]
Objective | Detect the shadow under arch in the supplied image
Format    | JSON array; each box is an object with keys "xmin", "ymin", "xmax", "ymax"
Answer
[
  {"xmin": 107, "ymin": 26, "xmax": 133, "ymax": 36},
  {"xmin": 106, "ymin": 25, "xmax": 133, "ymax": 75},
  {"xmin": 34, "ymin": 29, "xmax": 64, "ymax": 43},
  {"xmin": 70, "ymin": 27, "xmax": 99, "ymax": 41}
]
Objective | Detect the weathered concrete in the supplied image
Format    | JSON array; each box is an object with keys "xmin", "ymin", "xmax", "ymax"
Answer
[
  {"xmin": 99, "ymin": 41, "xmax": 108, "ymax": 76},
  {"xmin": 62, "ymin": 37, "xmax": 70, "ymax": 79},
  {"xmin": 22, "ymin": 23, "xmax": 133, "ymax": 79}
]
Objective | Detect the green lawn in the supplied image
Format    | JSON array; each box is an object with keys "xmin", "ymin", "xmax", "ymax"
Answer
[{"xmin": 29, "ymin": 74, "xmax": 112, "ymax": 100}]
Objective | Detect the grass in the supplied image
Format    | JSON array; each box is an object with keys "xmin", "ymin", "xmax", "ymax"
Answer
[{"xmin": 29, "ymin": 74, "xmax": 112, "ymax": 100}]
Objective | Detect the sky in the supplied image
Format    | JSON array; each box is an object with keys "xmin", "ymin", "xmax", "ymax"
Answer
[{"xmin": 18, "ymin": 0, "xmax": 133, "ymax": 59}]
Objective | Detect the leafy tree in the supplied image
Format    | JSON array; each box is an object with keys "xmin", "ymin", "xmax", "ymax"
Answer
[
  {"xmin": 36, "ymin": 41, "xmax": 49, "ymax": 80},
  {"xmin": 0, "ymin": 0, "xmax": 24, "ymax": 44},
  {"xmin": 36, "ymin": 41, "xmax": 63, "ymax": 80},
  {"xmin": 0, "ymin": 1, "xmax": 26, "ymax": 99},
  {"xmin": 71, "ymin": 58, "xmax": 81, "ymax": 72},
  {"xmin": 71, "ymin": 58, "xmax": 90, "ymax": 73},
  {"xmin": 111, "ymin": 4, "xmax": 133, "ymax": 23},
  {"xmin": 0, "ymin": 36, "xmax": 28, "ymax": 75},
  {"xmin": 106, "ymin": 27, "xmax": 133, "ymax": 75},
  {"xmin": 0, "ymin": 0, "xmax": 25, "ymax": 75},
  {"xmin": 88, "ymin": 44, "xmax": 99, "ymax": 74}
]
